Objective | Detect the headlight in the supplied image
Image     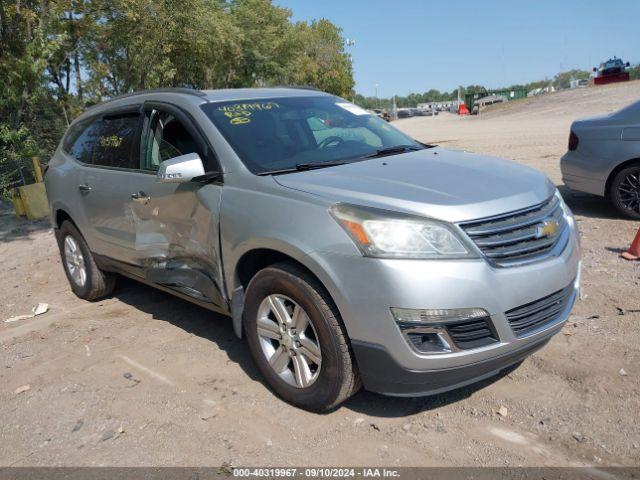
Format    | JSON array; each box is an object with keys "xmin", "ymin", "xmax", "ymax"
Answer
[
  {"xmin": 555, "ymin": 189, "xmax": 579, "ymax": 246},
  {"xmin": 555, "ymin": 189, "xmax": 575, "ymax": 222},
  {"xmin": 555, "ymin": 189, "xmax": 568, "ymax": 210},
  {"xmin": 329, "ymin": 203, "xmax": 475, "ymax": 259}
]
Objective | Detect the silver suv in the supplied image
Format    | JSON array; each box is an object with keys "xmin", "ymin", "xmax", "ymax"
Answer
[{"xmin": 45, "ymin": 88, "xmax": 581, "ymax": 411}]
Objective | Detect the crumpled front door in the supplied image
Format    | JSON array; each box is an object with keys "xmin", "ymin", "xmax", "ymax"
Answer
[{"xmin": 128, "ymin": 172, "xmax": 225, "ymax": 307}]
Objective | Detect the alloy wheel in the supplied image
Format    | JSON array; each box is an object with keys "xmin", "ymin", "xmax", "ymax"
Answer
[
  {"xmin": 617, "ymin": 169, "xmax": 640, "ymax": 214},
  {"xmin": 256, "ymin": 294, "xmax": 322, "ymax": 388},
  {"xmin": 64, "ymin": 236, "xmax": 87, "ymax": 287}
]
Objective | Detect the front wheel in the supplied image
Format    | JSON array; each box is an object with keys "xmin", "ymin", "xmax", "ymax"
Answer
[
  {"xmin": 610, "ymin": 164, "xmax": 640, "ymax": 220},
  {"xmin": 243, "ymin": 262, "xmax": 360, "ymax": 411}
]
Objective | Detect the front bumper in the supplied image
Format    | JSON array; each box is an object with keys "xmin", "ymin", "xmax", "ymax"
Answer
[
  {"xmin": 352, "ymin": 333, "xmax": 553, "ymax": 396},
  {"xmin": 306, "ymin": 221, "xmax": 580, "ymax": 396}
]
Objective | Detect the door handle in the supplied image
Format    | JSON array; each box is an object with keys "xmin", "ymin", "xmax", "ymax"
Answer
[
  {"xmin": 131, "ymin": 191, "xmax": 150, "ymax": 203},
  {"xmin": 78, "ymin": 184, "xmax": 92, "ymax": 193}
]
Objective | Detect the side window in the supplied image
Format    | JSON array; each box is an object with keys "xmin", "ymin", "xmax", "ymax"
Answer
[
  {"xmin": 92, "ymin": 113, "xmax": 140, "ymax": 169},
  {"xmin": 67, "ymin": 118, "xmax": 102, "ymax": 164},
  {"xmin": 141, "ymin": 111, "xmax": 202, "ymax": 171}
]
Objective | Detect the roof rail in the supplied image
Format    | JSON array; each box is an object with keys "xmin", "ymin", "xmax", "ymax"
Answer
[
  {"xmin": 273, "ymin": 85, "xmax": 322, "ymax": 92},
  {"xmin": 99, "ymin": 87, "xmax": 207, "ymax": 105}
]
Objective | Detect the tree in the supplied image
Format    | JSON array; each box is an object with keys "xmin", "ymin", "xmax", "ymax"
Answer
[
  {"xmin": 285, "ymin": 19, "xmax": 354, "ymax": 97},
  {"xmin": 552, "ymin": 69, "xmax": 590, "ymax": 89},
  {"xmin": 81, "ymin": 0, "xmax": 240, "ymax": 97},
  {"xmin": 0, "ymin": 0, "xmax": 68, "ymax": 193},
  {"xmin": 228, "ymin": 0, "xmax": 292, "ymax": 88},
  {"xmin": 0, "ymin": 0, "xmax": 356, "ymax": 196}
]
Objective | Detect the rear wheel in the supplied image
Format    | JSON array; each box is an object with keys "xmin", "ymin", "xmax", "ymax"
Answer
[
  {"xmin": 610, "ymin": 164, "xmax": 640, "ymax": 220},
  {"xmin": 56, "ymin": 221, "xmax": 116, "ymax": 300},
  {"xmin": 243, "ymin": 262, "xmax": 360, "ymax": 411}
]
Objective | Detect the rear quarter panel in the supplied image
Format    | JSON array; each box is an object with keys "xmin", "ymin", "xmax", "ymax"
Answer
[
  {"xmin": 567, "ymin": 121, "xmax": 640, "ymax": 194},
  {"xmin": 45, "ymin": 149, "xmax": 88, "ymax": 235}
]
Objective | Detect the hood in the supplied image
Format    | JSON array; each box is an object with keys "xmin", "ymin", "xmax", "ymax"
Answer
[{"xmin": 274, "ymin": 147, "xmax": 554, "ymax": 223}]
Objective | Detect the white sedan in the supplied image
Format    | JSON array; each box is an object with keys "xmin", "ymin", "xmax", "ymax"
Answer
[{"xmin": 561, "ymin": 100, "xmax": 640, "ymax": 219}]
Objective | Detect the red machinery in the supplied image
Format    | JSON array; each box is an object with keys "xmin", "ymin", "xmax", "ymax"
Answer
[{"xmin": 592, "ymin": 57, "xmax": 631, "ymax": 85}]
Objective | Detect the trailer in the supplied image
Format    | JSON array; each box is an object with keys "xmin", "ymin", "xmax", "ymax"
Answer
[{"xmin": 464, "ymin": 88, "xmax": 527, "ymax": 112}]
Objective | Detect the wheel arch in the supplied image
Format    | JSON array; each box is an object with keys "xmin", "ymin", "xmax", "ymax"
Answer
[
  {"xmin": 605, "ymin": 157, "xmax": 640, "ymax": 198},
  {"xmin": 229, "ymin": 245, "xmax": 344, "ymax": 340},
  {"xmin": 51, "ymin": 198, "xmax": 81, "ymax": 230},
  {"xmin": 54, "ymin": 208, "xmax": 77, "ymax": 229}
]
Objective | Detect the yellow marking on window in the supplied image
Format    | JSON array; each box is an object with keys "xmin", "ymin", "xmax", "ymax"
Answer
[
  {"xmin": 218, "ymin": 102, "xmax": 280, "ymax": 125},
  {"xmin": 99, "ymin": 135, "xmax": 123, "ymax": 148}
]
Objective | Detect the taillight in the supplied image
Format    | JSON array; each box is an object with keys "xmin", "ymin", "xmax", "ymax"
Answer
[{"xmin": 568, "ymin": 131, "xmax": 579, "ymax": 151}]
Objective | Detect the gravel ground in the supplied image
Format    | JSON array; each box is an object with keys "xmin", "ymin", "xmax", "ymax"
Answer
[{"xmin": 1, "ymin": 82, "xmax": 639, "ymax": 467}]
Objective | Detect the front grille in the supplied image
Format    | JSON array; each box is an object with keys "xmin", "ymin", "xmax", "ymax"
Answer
[
  {"xmin": 445, "ymin": 318, "xmax": 498, "ymax": 350},
  {"xmin": 505, "ymin": 283, "xmax": 574, "ymax": 337},
  {"xmin": 459, "ymin": 195, "xmax": 568, "ymax": 266}
]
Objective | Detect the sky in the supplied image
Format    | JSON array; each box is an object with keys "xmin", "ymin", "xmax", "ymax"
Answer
[{"xmin": 275, "ymin": 0, "xmax": 640, "ymax": 97}]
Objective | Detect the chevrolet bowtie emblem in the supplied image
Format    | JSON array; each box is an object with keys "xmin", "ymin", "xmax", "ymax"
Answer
[{"xmin": 536, "ymin": 219, "xmax": 559, "ymax": 239}]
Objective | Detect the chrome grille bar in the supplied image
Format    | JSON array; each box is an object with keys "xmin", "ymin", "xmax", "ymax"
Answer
[{"xmin": 459, "ymin": 195, "xmax": 568, "ymax": 266}]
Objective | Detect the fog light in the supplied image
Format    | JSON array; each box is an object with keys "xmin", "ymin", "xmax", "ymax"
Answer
[
  {"xmin": 391, "ymin": 307, "xmax": 495, "ymax": 354},
  {"xmin": 406, "ymin": 331, "xmax": 452, "ymax": 353},
  {"xmin": 391, "ymin": 307, "xmax": 490, "ymax": 324}
]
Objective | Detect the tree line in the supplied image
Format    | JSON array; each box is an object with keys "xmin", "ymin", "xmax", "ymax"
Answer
[
  {"xmin": 0, "ymin": 0, "xmax": 354, "ymax": 194},
  {"xmin": 2, "ymin": 0, "xmax": 637, "ymax": 195},
  {"xmin": 354, "ymin": 68, "xmax": 598, "ymax": 110}
]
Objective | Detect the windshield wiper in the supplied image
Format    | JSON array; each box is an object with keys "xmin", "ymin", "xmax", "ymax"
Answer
[
  {"xmin": 257, "ymin": 145, "xmax": 424, "ymax": 176},
  {"xmin": 363, "ymin": 145, "xmax": 423, "ymax": 159},
  {"xmin": 294, "ymin": 160, "xmax": 348, "ymax": 171},
  {"xmin": 256, "ymin": 160, "xmax": 348, "ymax": 176}
]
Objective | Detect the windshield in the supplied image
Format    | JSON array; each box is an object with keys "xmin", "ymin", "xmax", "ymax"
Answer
[
  {"xmin": 201, "ymin": 96, "xmax": 422, "ymax": 174},
  {"xmin": 601, "ymin": 59, "xmax": 624, "ymax": 69}
]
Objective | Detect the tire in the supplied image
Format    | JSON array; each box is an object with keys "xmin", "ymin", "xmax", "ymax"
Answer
[
  {"xmin": 243, "ymin": 262, "xmax": 361, "ymax": 411},
  {"xmin": 610, "ymin": 164, "xmax": 640, "ymax": 220},
  {"xmin": 56, "ymin": 220, "xmax": 116, "ymax": 300}
]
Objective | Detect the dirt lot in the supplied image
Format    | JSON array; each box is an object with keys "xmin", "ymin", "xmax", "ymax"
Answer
[{"xmin": 1, "ymin": 82, "xmax": 639, "ymax": 468}]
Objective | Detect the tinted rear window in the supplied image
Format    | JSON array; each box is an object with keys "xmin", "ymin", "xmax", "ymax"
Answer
[
  {"xmin": 92, "ymin": 114, "xmax": 140, "ymax": 168},
  {"xmin": 62, "ymin": 119, "xmax": 92, "ymax": 153},
  {"xmin": 63, "ymin": 113, "xmax": 140, "ymax": 168},
  {"xmin": 68, "ymin": 118, "xmax": 101, "ymax": 164}
]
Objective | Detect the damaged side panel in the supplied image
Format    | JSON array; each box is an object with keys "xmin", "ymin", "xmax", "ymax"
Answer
[{"xmin": 128, "ymin": 176, "xmax": 227, "ymax": 309}]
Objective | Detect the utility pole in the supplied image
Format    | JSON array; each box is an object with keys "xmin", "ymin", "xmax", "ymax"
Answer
[
  {"xmin": 392, "ymin": 95, "xmax": 397, "ymax": 120},
  {"xmin": 346, "ymin": 38, "xmax": 356, "ymax": 103}
]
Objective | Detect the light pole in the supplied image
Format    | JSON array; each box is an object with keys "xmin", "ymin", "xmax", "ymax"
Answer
[
  {"xmin": 345, "ymin": 38, "xmax": 355, "ymax": 102},
  {"xmin": 375, "ymin": 84, "xmax": 379, "ymax": 109},
  {"xmin": 392, "ymin": 95, "xmax": 397, "ymax": 120}
]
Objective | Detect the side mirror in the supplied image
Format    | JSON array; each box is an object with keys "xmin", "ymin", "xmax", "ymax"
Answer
[
  {"xmin": 157, "ymin": 152, "xmax": 205, "ymax": 183},
  {"xmin": 626, "ymin": 62, "xmax": 631, "ymax": 67}
]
